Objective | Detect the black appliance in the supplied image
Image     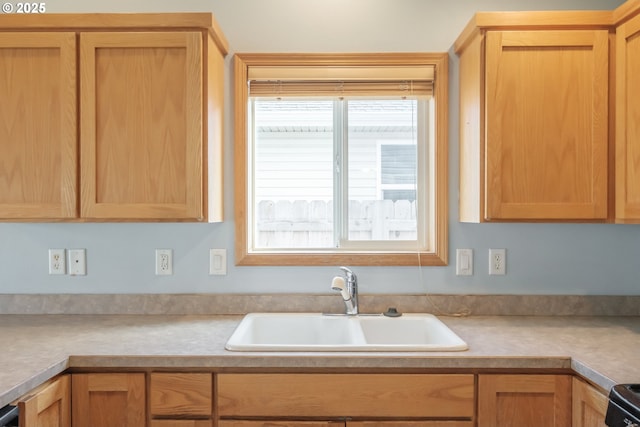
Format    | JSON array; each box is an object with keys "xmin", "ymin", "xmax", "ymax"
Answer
[
  {"xmin": 606, "ymin": 384, "xmax": 640, "ymax": 427},
  {"xmin": 0, "ymin": 405, "xmax": 18, "ymax": 427}
]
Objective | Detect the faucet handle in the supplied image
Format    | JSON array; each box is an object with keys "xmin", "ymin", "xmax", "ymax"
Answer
[{"xmin": 339, "ymin": 266, "xmax": 356, "ymax": 282}]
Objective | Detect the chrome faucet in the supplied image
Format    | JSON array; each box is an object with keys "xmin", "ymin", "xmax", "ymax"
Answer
[{"xmin": 331, "ymin": 266, "xmax": 359, "ymax": 315}]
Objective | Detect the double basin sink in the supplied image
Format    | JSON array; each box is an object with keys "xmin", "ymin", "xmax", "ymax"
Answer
[{"xmin": 225, "ymin": 312, "xmax": 468, "ymax": 352}]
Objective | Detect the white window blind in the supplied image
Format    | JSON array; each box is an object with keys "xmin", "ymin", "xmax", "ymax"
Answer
[{"xmin": 248, "ymin": 65, "xmax": 435, "ymax": 97}]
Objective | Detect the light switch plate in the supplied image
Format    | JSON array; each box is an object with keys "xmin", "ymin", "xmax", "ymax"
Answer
[
  {"xmin": 456, "ymin": 249, "xmax": 473, "ymax": 276},
  {"xmin": 209, "ymin": 249, "xmax": 227, "ymax": 275}
]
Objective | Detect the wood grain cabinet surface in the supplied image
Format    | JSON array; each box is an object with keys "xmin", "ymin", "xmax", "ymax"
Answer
[
  {"xmin": 615, "ymin": 9, "xmax": 640, "ymax": 222},
  {"xmin": 478, "ymin": 374, "xmax": 572, "ymax": 427},
  {"xmin": 217, "ymin": 373, "xmax": 475, "ymax": 426},
  {"xmin": 455, "ymin": 13, "xmax": 611, "ymax": 222},
  {"xmin": 16, "ymin": 370, "xmax": 614, "ymax": 427},
  {"xmin": 71, "ymin": 373, "xmax": 145, "ymax": 427},
  {"xmin": 572, "ymin": 377, "xmax": 608, "ymax": 427},
  {"xmin": 150, "ymin": 420, "xmax": 213, "ymax": 427},
  {"xmin": 219, "ymin": 422, "xmax": 473, "ymax": 427},
  {"xmin": 0, "ymin": 13, "xmax": 227, "ymax": 222},
  {"xmin": 18, "ymin": 374, "xmax": 71, "ymax": 427},
  {"xmin": 150, "ymin": 372, "xmax": 213, "ymax": 427},
  {"xmin": 0, "ymin": 32, "xmax": 77, "ymax": 219},
  {"xmin": 79, "ymin": 32, "xmax": 205, "ymax": 221}
]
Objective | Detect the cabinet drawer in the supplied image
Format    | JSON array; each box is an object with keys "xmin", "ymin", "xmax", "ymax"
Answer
[
  {"xmin": 150, "ymin": 421, "xmax": 213, "ymax": 427},
  {"xmin": 350, "ymin": 423, "xmax": 474, "ymax": 427},
  {"xmin": 150, "ymin": 373, "xmax": 212, "ymax": 417},
  {"xmin": 217, "ymin": 374, "xmax": 474, "ymax": 418},
  {"xmin": 218, "ymin": 422, "xmax": 339, "ymax": 427},
  {"xmin": 219, "ymin": 423, "xmax": 473, "ymax": 427}
]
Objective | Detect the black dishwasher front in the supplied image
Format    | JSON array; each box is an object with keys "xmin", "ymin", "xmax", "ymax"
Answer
[
  {"xmin": 606, "ymin": 384, "xmax": 640, "ymax": 427},
  {"xmin": 0, "ymin": 405, "xmax": 18, "ymax": 427}
]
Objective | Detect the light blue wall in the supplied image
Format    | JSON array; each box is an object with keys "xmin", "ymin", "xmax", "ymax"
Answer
[{"xmin": 1, "ymin": 0, "xmax": 636, "ymax": 296}]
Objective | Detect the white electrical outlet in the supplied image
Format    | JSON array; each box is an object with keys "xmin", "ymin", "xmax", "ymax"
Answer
[
  {"xmin": 209, "ymin": 248, "xmax": 227, "ymax": 275},
  {"xmin": 68, "ymin": 249, "xmax": 87, "ymax": 276},
  {"xmin": 155, "ymin": 249, "xmax": 173, "ymax": 275},
  {"xmin": 48, "ymin": 249, "xmax": 66, "ymax": 275},
  {"xmin": 489, "ymin": 248, "xmax": 506, "ymax": 275},
  {"xmin": 456, "ymin": 249, "xmax": 473, "ymax": 276}
]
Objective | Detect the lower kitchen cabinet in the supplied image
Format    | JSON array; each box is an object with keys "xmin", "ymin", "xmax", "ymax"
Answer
[
  {"xmin": 348, "ymin": 423, "xmax": 473, "ymax": 427},
  {"xmin": 218, "ymin": 422, "xmax": 341, "ymax": 427},
  {"xmin": 150, "ymin": 421, "xmax": 212, "ymax": 427},
  {"xmin": 478, "ymin": 374, "xmax": 572, "ymax": 427},
  {"xmin": 18, "ymin": 374, "xmax": 70, "ymax": 427},
  {"xmin": 149, "ymin": 372, "xmax": 213, "ymax": 427},
  {"xmin": 572, "ymin": 377, "xmax": 607, "ymax": 427},
  {"xmin": 71, "ymin": 373, "xmax": 145, "ymax": 427},
  {"xmin": 16, "ymin": 370, "xmax": 601, "ymax": 427},
  {"xmin": 217, "ymin": 373, "xmax": 475, "ymax": 425},
  {"xmin": 219, "ymin": 422, "xmax": 471, "ymax": 427}
]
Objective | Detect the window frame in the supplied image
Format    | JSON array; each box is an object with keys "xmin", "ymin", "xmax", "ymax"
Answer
[{"xmin": 234, "ymin": 53, "xmax": 449, "ymax": 266}]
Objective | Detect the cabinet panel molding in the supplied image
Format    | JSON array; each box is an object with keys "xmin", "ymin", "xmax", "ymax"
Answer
[
  {"xmin": 18, "ymin": 374, "xmax": 71, "ymax": 427},
  {"xmin": 0, "ymin": 32, "xmax": 77, "ymax": 219},
  {"xmin": 71, "ymin": 373, "xmax": 145, "ymax": 427},
  {"xmin": 616, "ymin": 12, "xmax": 640, "ymax": 222},
  {"xmin": 0, "ymin": 13, "xmax": 226, "ymax": 222},
  {"xmin": 79, "ymin": 31, "xmax": 204, "ymax": 220},
  {"xmin": 484, "ymin": 30, "xmax": 608, "ymax": 220},
  {"xmin": 457, "ymin": 14, "xmax": 610, "ymax": 222},
  {"xmin": 572, "ymin": 377, "xmax": 607, "ymax": 427},
  {"xmin": 478, "ymin": 374, "xmax": 571, "ymax": 427}
]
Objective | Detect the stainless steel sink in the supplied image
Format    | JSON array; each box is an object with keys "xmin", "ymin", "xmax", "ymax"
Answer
[{"xmin": 225, "ymin": 313, "xmax": 468, "ymax": 352}]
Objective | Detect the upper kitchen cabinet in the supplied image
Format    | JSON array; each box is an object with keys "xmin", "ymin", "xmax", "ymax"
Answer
[
  {"xmin": 455, "ymin": 12, "xmax": 611, "ymax": 222},
  {"xmin": 0, "ymin": 13, "xmax": 228, "ymax": 222},
  {"xmin": 614, "ymin": 1, "xmax": 640, "ymax": 223},
  {"xmin": 0, "ymin": 32, "xmax": 77, "ymax": 219}
]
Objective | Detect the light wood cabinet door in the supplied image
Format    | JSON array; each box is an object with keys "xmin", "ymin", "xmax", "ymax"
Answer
[
  {"xmin": 459, "ymin": 28, "xmax": 609, "ymax": 222},
  {"xmin": 18, "ymin": 374, "xmax": 70, "ymax": 427},
  {"xmin": 572, "ymin": 377, "xmax": 607, "ymax": 427},
  {"xmin": 478, "ymin": 374, "xmax": 571, "ymax": 427},
  {"xmin": 485, "ymin": 30, "xmax": 609, "ymax": 221},
  {"xmin": 616, "ymin": 12, "xmax": 640, "ymax": 222},
  {"xmin": 0, "ymin": 32, "xmax": 77, "ymax": 220},
  {"xmin": 71, "ymin": 373, "xmax": 145, "ymax": 427},
  {"xmin": 79, "ymin": 31, "xmax": 205, "ymax": 220}
]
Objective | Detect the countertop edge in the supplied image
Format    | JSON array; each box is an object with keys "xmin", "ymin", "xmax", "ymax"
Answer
[{"xmin": 2, "ymin": 314, "xmax": 637, "ymax": 408}]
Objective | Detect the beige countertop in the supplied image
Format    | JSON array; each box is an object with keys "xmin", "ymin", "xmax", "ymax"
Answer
[{"xmin": 2, "ymin": 314, "xmax": 640, "ymax": 407}]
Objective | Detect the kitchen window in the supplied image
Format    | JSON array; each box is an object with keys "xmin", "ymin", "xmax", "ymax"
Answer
[{"xmin": 234, "ymin": 53, "xmax": 449, "ymax": 266}]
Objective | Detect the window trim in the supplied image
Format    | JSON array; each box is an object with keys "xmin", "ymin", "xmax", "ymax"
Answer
[{"xmin": 234, "ymin": 53, "xmax": 449, "ymax": 266}]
